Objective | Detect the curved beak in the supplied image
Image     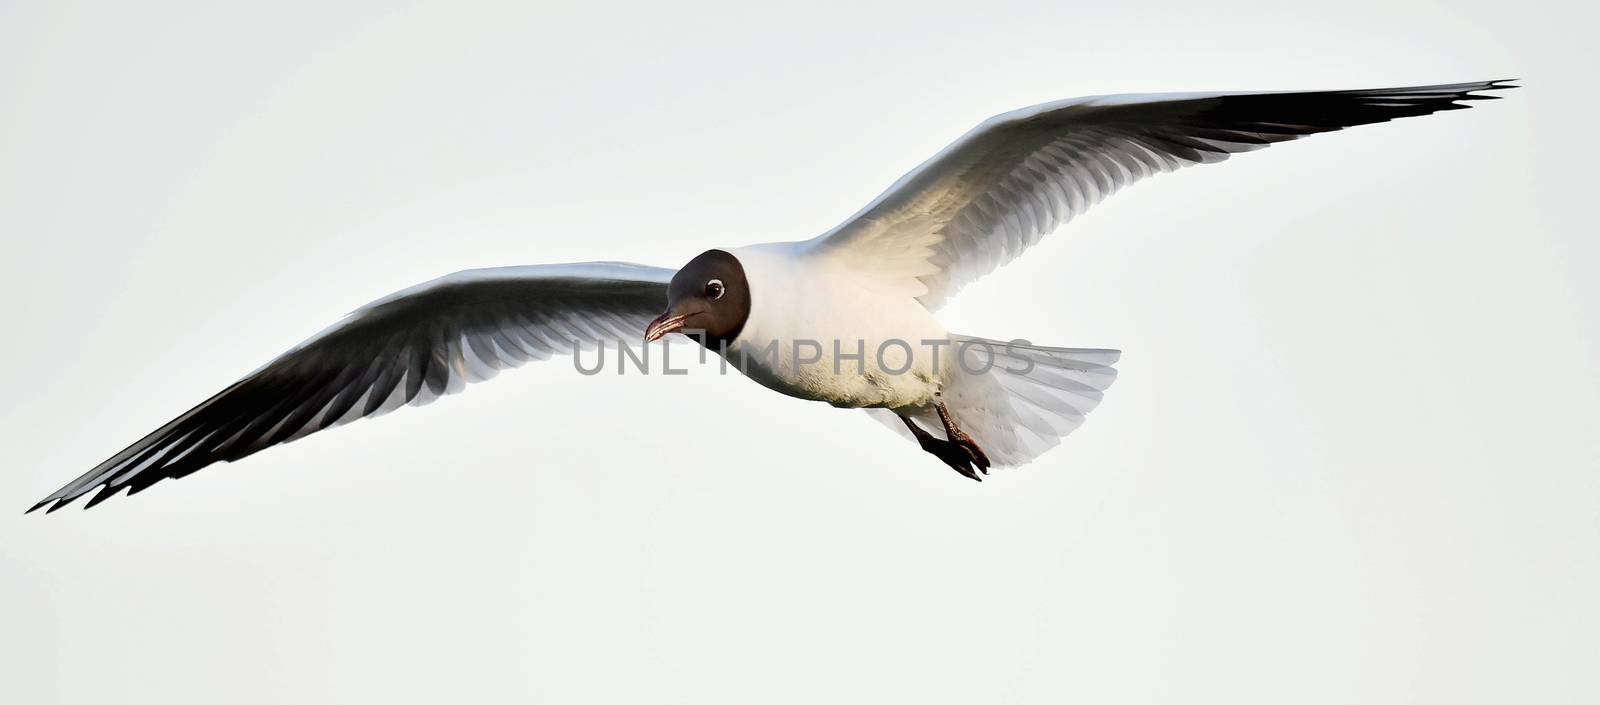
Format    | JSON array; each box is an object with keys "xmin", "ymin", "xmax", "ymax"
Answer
[{"xmin": 644, "ymin": 311, "xmax": 688, "ymax": 344}]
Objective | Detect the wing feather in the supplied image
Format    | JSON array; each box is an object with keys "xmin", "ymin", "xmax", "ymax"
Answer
[
  {"xmin": 807, "ymin": 80, "xmax": 1515, "ymax": 307},
  {"xmin": 32, "ymin": 262, "xmax": 673, "ymax": 512}
]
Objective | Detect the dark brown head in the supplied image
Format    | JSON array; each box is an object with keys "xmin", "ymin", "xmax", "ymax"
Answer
[{"xmin": 644, "ymin": 249, "xmax": 750, "ymax": 348}]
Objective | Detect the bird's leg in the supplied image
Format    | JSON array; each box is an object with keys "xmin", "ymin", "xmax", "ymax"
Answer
[
  {"xmin": 935, "ymin": 401, "xmax": 990, "ymax": 474},
  {"xmin": 899, "ymin": 402, "xmax": 991, "ymax": 481}
]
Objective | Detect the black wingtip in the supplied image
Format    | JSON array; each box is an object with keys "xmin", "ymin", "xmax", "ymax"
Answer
[
  {"xmin": 82, "ymin": 484, "xmax": 124, "ymax": 510},
  {"xmin": 1471, "ymin": 79, "xmax": 1520, "ymax": 95},
  {"xmin": 29, "ymin": 483, "xmax": 135, "ymax": 514},
  {"xmin": 1417, "ymin": 79, "xmax": 1519, "ymax": 109}
]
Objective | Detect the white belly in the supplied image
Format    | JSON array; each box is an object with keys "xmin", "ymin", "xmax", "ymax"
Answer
[{"xmin": 720, "ymin": 242, "xmax": 949, "ymax": 410}]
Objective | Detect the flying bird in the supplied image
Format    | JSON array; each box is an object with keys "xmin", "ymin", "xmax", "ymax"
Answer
[{"xmin": 30, "ymin": 80, "xmax": 1515, "ymax": 512}]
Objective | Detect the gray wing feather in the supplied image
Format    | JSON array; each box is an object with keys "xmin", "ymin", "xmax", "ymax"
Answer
[
  {"xmin": 30, "ymin": 261, "xmax": 672, "ymax": 512},
  {"xmin": 807, "ymin": 80, "xmax": 1515, "ymax": 308}
]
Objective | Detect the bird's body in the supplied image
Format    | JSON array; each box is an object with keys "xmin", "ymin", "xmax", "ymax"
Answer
[
  {"xmin": 721, "ymin": 241, "xmax": 950, "ymax": 410},
  {"xmin": 29, "ymin": 80, "xmax": 1516, "ymax": 512}
]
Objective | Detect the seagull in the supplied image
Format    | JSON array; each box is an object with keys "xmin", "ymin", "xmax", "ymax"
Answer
[{"xmin": 29, "ymin": 80, "xmax": 1515, "ymax": 512}]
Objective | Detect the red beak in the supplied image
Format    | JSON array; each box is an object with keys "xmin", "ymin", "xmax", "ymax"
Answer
[{"xmin": 644, "ymin": 312, "xmax": 688, "ymax": 343}]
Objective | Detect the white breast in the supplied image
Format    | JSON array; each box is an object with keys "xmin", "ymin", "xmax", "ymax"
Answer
[{"xmin": 719, "ymin": 242, "xmax": 949, "ymax": 410}]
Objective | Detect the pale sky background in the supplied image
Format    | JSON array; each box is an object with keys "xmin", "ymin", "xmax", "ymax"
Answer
[{"xmin": 2, "ymin": 1, "xmax": 1596, "ymax": 703}]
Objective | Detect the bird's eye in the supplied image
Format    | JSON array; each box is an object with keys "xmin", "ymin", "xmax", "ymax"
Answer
[{"xmin": 705, "ymin": 279, "xmax": 725, "ymax": 299}]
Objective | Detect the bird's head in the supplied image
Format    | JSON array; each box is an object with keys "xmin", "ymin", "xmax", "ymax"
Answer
[{"xmin": 644, "ymin": 249, "xmax": 750, "ymax": 348}]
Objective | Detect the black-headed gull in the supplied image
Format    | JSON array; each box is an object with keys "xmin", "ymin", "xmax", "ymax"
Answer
[{"xmin": 31, "ymin": 80, "xmax": 1514, "ymax": 512}]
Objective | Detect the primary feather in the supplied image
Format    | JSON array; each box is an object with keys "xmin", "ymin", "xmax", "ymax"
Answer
[
  {"xmin": 30, "ymin": 262, "xmax": 671, "ymax": 512},
  {"xmin": 807, "ymin": 81, "xmax": 1516, "ymax": 308}
]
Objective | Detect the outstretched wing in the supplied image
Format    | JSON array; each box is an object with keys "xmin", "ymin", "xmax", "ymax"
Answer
[
  {"xmin": 806, "ymin": 80, "xmax": 1515, "ymax": 308},
  {"xmin": 30, "ymin": 262, "xmax": 673, "ymax": 512}
]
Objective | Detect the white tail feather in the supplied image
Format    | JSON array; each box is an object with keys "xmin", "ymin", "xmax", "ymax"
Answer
[{"xmin": 868, "ymin": 336, "xmax": 1118, "ymax": 467}]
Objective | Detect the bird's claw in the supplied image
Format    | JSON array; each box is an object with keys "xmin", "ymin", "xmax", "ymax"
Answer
[
  {"xmin": 915, "ymin": 434, "xmax": 989, "ymax": 481},
  {"xmin": 948, "ymin": 430, "xmax": 990, "ymax": 475},
  {"xmin": 902, "ymin": 408, "xmax": 992, "ymax": 482}
]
